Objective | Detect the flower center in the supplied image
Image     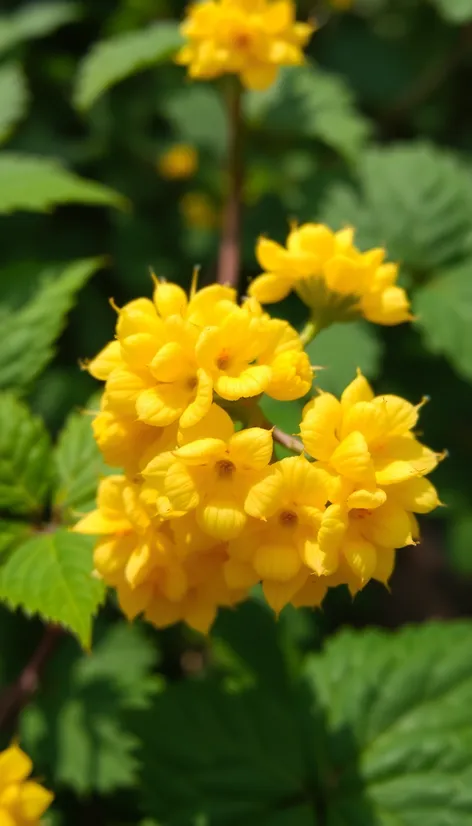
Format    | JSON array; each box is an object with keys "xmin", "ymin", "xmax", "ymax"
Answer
[
  {"xmin": 351, "ymin": 508, "xmax": 372, "ymax": 520},
  {"xmin": 216, "ymin": 459, "xmax": 235, "ymax": 478},
  {"xmin": 279, "ymin": 510, "xmax": 298, "ymax": 526},
  {"xmin": 187, "ymin": 376, "xmax": 198, "ymax": 391},
  {"xmin": 233, "ymin": 31, "xmax": 251, "ymax": 50},
  {"xmin": 216, "ymin": 349, "xmax": 231, "ymax": 370}
]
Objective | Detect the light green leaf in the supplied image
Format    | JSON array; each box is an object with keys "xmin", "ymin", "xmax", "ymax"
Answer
[
  {"xmin": 0, "ymin": 257, "xmax": 104, "ymax": 391},
  {"xmin": 0, "ymin": 64, "xmax": 28, "ymax": 145},
  {"xmin": 320, "ymin": 143, "xmax": 472, "ymax": 269},
  {"xmin": 414, "ymin": 260, "xmax": 472, "ymax": 381},
  {"xmin": 0, "ymin": 529, "xmax": 104, "ymax": 647},
  {"xmin": 307, "ymin": 321, "xmax": 383, "ymax": 395},
  {"xmin": 163, "ymin": 85, "xmax": 228, "ymax": 157},
  {"xmin": 0, "ymin": 153, "xmax": 127, "ymax": 214},
  {"xmin": 74, "ymin": 22, "xmax": 183, "ymax": 111},
  {"xmin": 0, "ymin": 2, "xmax": 80, "ymax": 56},
  {"xmin": 430, "ymin": 0, "xmax": 472, "ymax": 23},
  {"xmin": 246, "ymin": 64, "xmax": 371, "ymax": 162},
  {"xmin": 0, "ymin": 394, "xmax": 52, "ymax": 517},
  {"xmin": 53, "ymin": 397, "xmax": 108, "ymax": 524},
  {"xmin": 0, "ymin": 520, "xmax": 32, "ymax": 555},
  {"xmin": 304, "ymin": 622, "xmax": 472, "ymax": 825},
  {"xmin": 21, "ymin": 622, "xmax": 161, "ymax": 793}
]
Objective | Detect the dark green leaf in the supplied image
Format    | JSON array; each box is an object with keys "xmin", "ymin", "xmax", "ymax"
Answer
[{"xmin": 0, "ymin": 64, "xmax": 29, "ymax": 145}]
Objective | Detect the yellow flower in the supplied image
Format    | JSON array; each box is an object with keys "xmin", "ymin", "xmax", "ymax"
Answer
[
  {"xmin": 176, "ymin": 0, "xmax": 315, "ymax": 90},
  {"xmin": 158, "ymin": 144, "xmax": 198, "ymax": 180},
  {"xmin": 0, "ymin": 744, "xmax": 53, "ymax": 826},
  {"xmin": 74, "ymin": 475, "xmax": 245, "ymax": 633},
  {"xmin": 87, "ymin": 283, "xmax": 312, "ymax": 432},
  {"xmin": 163, "ymin": 404, "xmax": 276, "ymax": 540},
  {"xmin": 180, "ymin": 192, "xmax": 219, "ymax": 230},
  {"xmin": 250, "ymin": 224, "xmax": 412, "ymax": 327},
  {"xmin": 225, "ymin": 455, "xmax": 330, "ymax": 613},
  {"xmin": 300, "ymin": 371, "xmax": 440, "ymax": 489}
]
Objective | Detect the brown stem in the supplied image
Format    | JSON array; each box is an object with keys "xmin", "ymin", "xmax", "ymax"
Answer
[
  {"xmin": 0, "ymin": 624, "xmax": 62, "ymax": 730},
  {"xmin": 217, "ymin": 79, "xmax": 243, "ymax": 289},
  {"xmin": 272, "ymin": 427, "xmax": 304, "ymax": 455}
]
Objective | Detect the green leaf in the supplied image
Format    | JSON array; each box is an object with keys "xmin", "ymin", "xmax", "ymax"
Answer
[
  {"xmin": 74, "ymin": 22, "xmax": 183, "ymax": 111},
  {"xmin": 307, "ymin": 321, "xmax": 383, "ymax": 395},
  {"xmin": 320, "ymin": 143, "xmax": 472, "ymax": 270},
  {"xmin": 430, "ymin": 0, "xmax": 472, "ymax": 23},
  {"xmin": 20, "ymin": 621, "xmax": 160, "ymax": 793},
  {"xmin": 0, "ymin": 64, "xmax": 28, "ymax": 145},
  {"xmin": 0, "ymin": 520, "xmax": 32, "ymax": 555},
  {"xmin": 414, "ymin": 260, "xmax": 472, "ymax": 381},
  {"xmin": 304, "ymin": 622, "xmax": 472, "ymax": 825},
  {"xmin": 447, "ymin": 510, "xmax": 472, "ymax": 573},
  {"xmin": 53, "ymin": 397, "xmax": 108, "ymax": 524},
  {"xmin": 136, "ymin": 679, "xmax": 310, "ymax": 825},
  {"xmin": 163, "ymin": 85, "xmax": 228, "ymax": 157},
  {"xmin": 0, "ymin": 394, "xmax": 52, "ymax": 517},
  {"xmin": 0, "ymin": 530, "xmax": 105, "ymax": 647},
  {"xmin": 0, "ymin": 153, "xmax": 127, "ymax": 214},
  {"xmin": 246, "ymin": 64, "xmax": 371, "ymax": 162},
  {"xmin": 0, "ymin": 2, "xmax": 80, "ymax": 56},
  {"xmin": 0, "ymin": 257, "xmax": 104, "ymax": 391}
]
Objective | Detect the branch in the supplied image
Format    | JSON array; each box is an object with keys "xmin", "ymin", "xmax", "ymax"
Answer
[
  {"xmin": 217, "ymin": 79, "xmax": 243, "ymax": 289},
  {"xmin": 272, "ymin": 427, "xmax": 304, "ymax": 455},
  {"xmin": 0, "ymin": 624, "xmax": 62, "ymax": 730}
]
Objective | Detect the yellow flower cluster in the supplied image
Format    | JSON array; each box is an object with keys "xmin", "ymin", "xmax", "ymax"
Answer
[
  {"xmin": 76, "ymin": 275, "xmax": 441, "ymax": 633},
  {"xmin": 250, "ymin": 224, "xmax": 412, "ymax": 327},
  {"xmin": 157, "ymin": 144, "xmax": 198, "ymax": 180},
  {"xmin": 0, "ymin": 744, "xmax": 53, "ymax": 826},
  {"xmin": 176, "ymin": 0, "xmax": 314, "ymax": 90}
]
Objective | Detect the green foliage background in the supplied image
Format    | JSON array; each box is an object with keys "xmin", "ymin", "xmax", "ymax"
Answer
[{"xmin": 1, "ymin": 0, "xmax": 472, "ymax": 823}]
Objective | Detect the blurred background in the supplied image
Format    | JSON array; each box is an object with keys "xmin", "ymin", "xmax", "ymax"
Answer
[{"xmin": 2, "ymin": 0, "xmax": 472, "ymax": 644}]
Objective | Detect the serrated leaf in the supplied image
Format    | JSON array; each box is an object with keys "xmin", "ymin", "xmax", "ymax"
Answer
[
  {"xmin": 53, "ymin": 398, "xmax": 108, "ymax": 523},
  {"xmin": 163, "ymin": 85, "xmax": 228, "ymax": 157},
  {"xmin": 0, "ymin": 64, "xmax": 29, "ymax": 145},
  {"xmin": 74, "ymin": 22, "xmax": 183, "ymax": 111},
  {"xmin": 0, "ymin": 2, "xmax": 80, "ymax": 56},
  {"xmin": 0, "ymin": 153, "xmax": 127, "ymax": 214},
  {"xmin": 304, "ymin": 622, "xmax": 472, "ymax": 825},
  {"xmin": 307, "ymin": 321, "xmax": 383, "ymax": 395},
  {"xmin": 245, "ymin": 64, "xmax": 371, "ymax": 162},
  {"xmin": 0, "ymin": 530, "xmax": 104, "ymax": 647},
  {"xmin": 20, "ymin": 622, "xmax": 160, "ymax": 794},
  {"xmin": 431, "ymin": 0, "xmax": 472, "ymax": 23},
  {"xmin": 0, "ymin": 257, "xmax": 104, "ymax": 391},
  {"xmin": 320, "ymin": 143, "xmax": 472, "ymax": 270},
  {"xmin": 414, "ymin": 260, "xmax": 472, "ymax": 381},
  {"xmin": 0, "ymin": 394, "xmax": 52, "ymax": 517}
]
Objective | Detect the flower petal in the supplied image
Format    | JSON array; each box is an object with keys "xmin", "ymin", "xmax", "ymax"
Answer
[
  {"xmin": 387, "ymin": 476, "xmax": 441, "ymax": 514},
  {"xmin": 347, "ymin": 488, "xmax": 387, "ymax": 510},
  {"xmin": 362, "ymin": 501, "xmax": 414, "ymax": 549},
  {"xmin": 136, "ymin": 384, "xmax": 188, "ymax": 427},
  {"xmin": 165, "ymin": 462, "xmax": 200, "ymax": 512},
  {"xmin": 262, "ymin": 568, "xmax": 309, "ymax": 614},
  {"xmin": 331, "ymin": 431, "xmax": 376, "ymax": 485},
  {"xmin": 343, "ymin": 533, "xmax": 377, "ymax": 583},
  {"xmin": 215, "ymin": 364, "xmax": 272, "ymax": 400},
  {"xmin": 300, "ymin": 392, "xmax": 341, "ymax": 461},
  {"xmin": 373, "ymin": 436, "xmax": 439, "ymax": 485},
  {"xmin": 88, "ymin": 340, "xmax": 122, "ymax": 380},
  {"xmin": 229, "ymin": 427, "xmax": 273, "ymax": 470},
  {"xmin": 179, "ymin": 402, "xmax": 233, "ymax": 444},
  {"xmin": 340, "ymin": 370, "xmax": 374, "ymax": 410},
  {"xmin": 180, "ymin": 368, "xmax": 214, "ymax": 428},
  {"xmin": 291, "ymin": 574, "xmax": 327, "ymax": 608},
  {"xmin": 244, "ymin": 468, "xmax": 284, "ymax": 519},
  {"xmin": 174, "ymin": 438, "xmax": 227, "ymax": 465},
  {"xmin": 254, "ymin": 541, "xmax": 302, "ymax": 581},
  {"xmin": 197, "ymin": 496, "xmax": 246, "ymax": 540},
  {"xmin": 0, "ymin": 745, "xmax": 32, "ymax": 783},
  {"xmin": 248, "ymin": 273, "xmax": 294, "ymax": 303},
  {"xmin": 17, "ymin": 782, "xmax": 54, "ymax": 821}
]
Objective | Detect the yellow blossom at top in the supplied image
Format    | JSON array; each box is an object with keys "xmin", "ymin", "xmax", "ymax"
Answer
[
  {"xmin": 157, "ymin": 144, "xmax": 198, "ymax": 180},
  {"xmin": 176, "ymin": 0, "xmax": 315, "ymax": 90},
  {"xmin": 180, "ymin": 191, "xmax": 219, "ymax": 230},
  {"xmin": 250, "ymin": 224, "xmax": 412, "ymax": 327},
  {"xmin": 0, "ymin": 744, "xmax": 53, "ymax": 826}
]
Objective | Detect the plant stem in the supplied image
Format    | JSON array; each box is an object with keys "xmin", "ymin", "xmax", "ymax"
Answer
[
  {"xmin": 273, "ymin": 427, "xmax": 304, "ymax": 455},
  {"xmin": 0, "ymin": 624, "xmax": 62, "ymax": 730},
  {"xmin": 299, "ymin": 319, "xmax": 317, "ymax": 348},
  {"xmin": 217, "ymin": 79, "xmax": 243, "ymax": 290}
]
